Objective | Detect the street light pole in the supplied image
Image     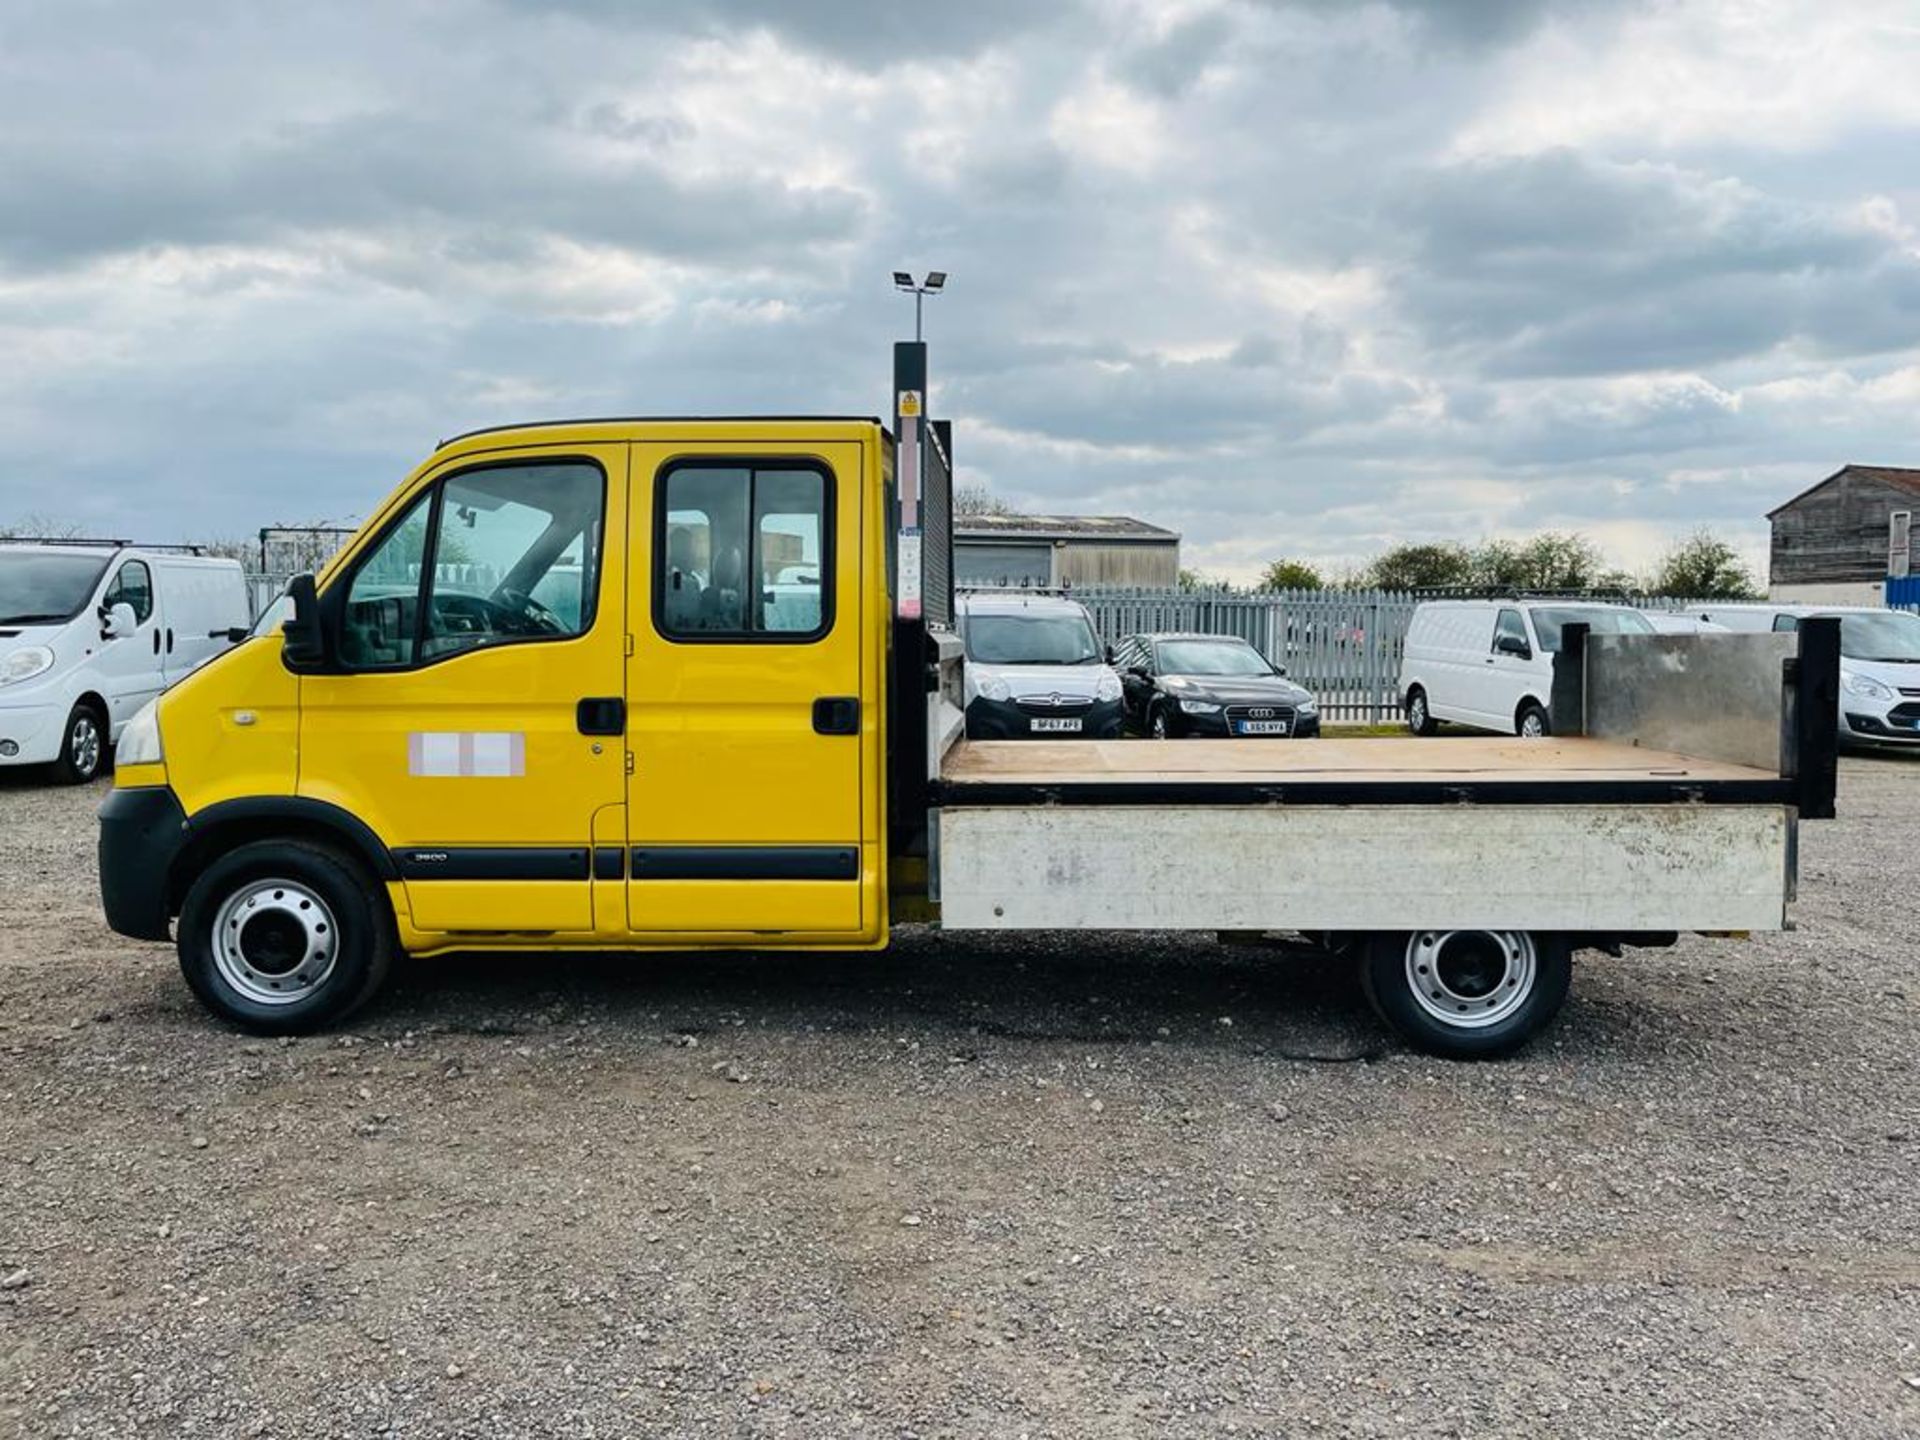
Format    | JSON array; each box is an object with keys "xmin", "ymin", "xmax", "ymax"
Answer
[{"xmin": 892, "ymin": 270, "xmax": 946, "ymax": 341}]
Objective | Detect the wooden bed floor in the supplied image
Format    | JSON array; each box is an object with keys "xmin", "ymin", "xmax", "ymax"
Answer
[{"xmin": 941, "ymin": 736, "xmax": 1778, "ymax": 785}]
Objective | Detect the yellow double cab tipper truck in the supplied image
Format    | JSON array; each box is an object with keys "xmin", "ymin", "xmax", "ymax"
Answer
[{"xmin": 98, "ymin": 415, "xmax": 1839, "ymax": 1058}]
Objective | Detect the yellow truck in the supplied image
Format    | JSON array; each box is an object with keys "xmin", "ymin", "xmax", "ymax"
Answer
[{"xmin": 97, "ymin": 416, "xmax": 1839, "ymax": 1057}]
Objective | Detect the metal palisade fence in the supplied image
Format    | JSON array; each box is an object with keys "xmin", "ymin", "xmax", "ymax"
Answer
[{"xmin": 1076, "ymin": 585, "xmax": 1422, "ymax": 724}]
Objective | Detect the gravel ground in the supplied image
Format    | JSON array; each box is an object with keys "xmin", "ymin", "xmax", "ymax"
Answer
[{"xmin": 2, "ymin": 759, "xmax": 1918, "ymax": 1438}]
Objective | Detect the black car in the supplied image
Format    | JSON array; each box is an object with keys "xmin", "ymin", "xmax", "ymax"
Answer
[{"xmin": 1112, "ymin": 632, "xmax": 1321, "ymax": 739}]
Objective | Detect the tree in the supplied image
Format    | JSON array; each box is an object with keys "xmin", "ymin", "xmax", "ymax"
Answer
[
  {"xmin": 953, "ymin": 484, "xmax": 1017, "ymax": 517},
  {"xmin": 1366, "ymin": 542, "xmax": 1473, "ymax": 591},
  {"xmin": 0, "ymin": 512, "xmax": 83, "ymax": 540},
  {"xmin": 1178, "ymin": 567, "xmax": 1226, "ymax": 591},
  {"xmin": 1649, "ymin": 530, "xmax": 1759, "ymax": 599},
  {"xmin": 1467, "ymin": 532, "xmax": 1605, "ymax": 591},
  {"xmin": 1260, "ymin": 559, "xmax": 1323, "ymax": 591}
]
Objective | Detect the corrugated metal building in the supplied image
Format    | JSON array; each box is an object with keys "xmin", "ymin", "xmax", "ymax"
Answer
[
  {"xmin": 1768, "ymin": 464, "xmax": 1920, "ymax": 603},
  {"xmin": 954, "ymin": 513, "xmax": 1180, "ymax": 589}
]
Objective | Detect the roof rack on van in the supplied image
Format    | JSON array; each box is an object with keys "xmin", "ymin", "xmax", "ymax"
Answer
[
  {"xmin": 954, "ymin": 582, "xmax": 1075, "ymax": 596},
  {"xmin": 0, "ymin": 537, "xmax": 207, "ymax": 555},
  {"xmin": 1413, "ymin": 585, "xmax": 1641, "ymax": 603}
]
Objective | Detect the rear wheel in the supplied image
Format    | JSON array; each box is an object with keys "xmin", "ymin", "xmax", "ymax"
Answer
[
  {"xmin": 52, "ymin": 701, "xmax": 106, "ymax": 784},
  {"xmin": 1516, "ymin": 700, "xmax": 1551, "ymax": 739},
  {"xmin": 1360, "ymin": 930, "xmax": 1571, "ymax": 1059},
  {"xmin": 1406, "ymin": 687, "xmax": 1437, "ymax": 736},
  {"xmin": 178, "ymin": 839, "xmax": 395, "ymax": 1034}
]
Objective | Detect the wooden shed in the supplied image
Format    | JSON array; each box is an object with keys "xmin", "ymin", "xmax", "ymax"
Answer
[
  {"xmin": 954, "ymin": 514, "xmax": 1181, "ymax": 590},
  {"xmin": 1767, "ymin": 464, "xmax": 1920, "ymax": 603}
]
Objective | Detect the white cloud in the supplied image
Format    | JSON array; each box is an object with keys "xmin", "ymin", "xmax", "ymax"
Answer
[{"xmin": 0, "ymin": 0, "xmax": 1915, "ymax": 588}]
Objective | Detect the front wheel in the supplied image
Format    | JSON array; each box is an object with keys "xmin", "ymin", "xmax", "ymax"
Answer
[
  {"xmin": 178, "ymin": 839, "xmax": 395, "ymax": 1034},
  {"xmin": 53, "ymin": 701, "xmax": 106, "ymax": 784},
  {"xmin": 1406, "ymin": 687, "xmax": 1437, "ymax": 736},
  {"xmin": 1149, "ymin": 706, "xmax": 1172, "ymax": 739},
  {"xmin": 1360, "ymin": 930, "xmax": 1571, "ymax": 1059},
  {"xmin": 1516, "ymin": 701, "xmax": 1551, "ymax": 739}
]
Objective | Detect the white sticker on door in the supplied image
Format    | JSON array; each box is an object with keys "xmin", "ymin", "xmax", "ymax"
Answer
[{"xmin": 407, "ymin": 732, "xmax": 526, "ymax": 777}]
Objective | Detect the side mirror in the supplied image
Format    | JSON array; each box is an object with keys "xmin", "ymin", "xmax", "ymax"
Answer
[
  {"xmin": 280, "ymin": 573, "xmax": 330, "ymax": 670},
  {"xmin": 1273, "ymin": 664, "xmax": 1288, "ymax": 677},
  {"xmin": 1104, "ymin": 644, "xmax": 1116, "ymax": 664},
  {"xmin": 210, "ymin": 626, "xmax": 250, "ymax": 644},
  {"xmin": 100, "ymin": 602, "xmax": 138, "ymax": 639},
  {"xmin": 1495, "ymin": 634, "xmax": 1531, "ymax": 659}
]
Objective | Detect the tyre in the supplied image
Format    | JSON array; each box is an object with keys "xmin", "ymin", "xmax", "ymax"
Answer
[
  {"xmin": 1516, "ymin": 700, "xmax": 1551, "ymax": 739},
  {"xmin": 1149, "ymin": 705, "xmax": 1172, "ymax": 739},
  {"xmin": 177, "ymin": 839, "xmax": 395, "ymax": 1034},
  {"xmin": 1406, "ymin": 687, "xmax": 1437, "ymax": 736},
  {"xmin": 1360, "ymin": 930, "xmax": 1571, "ymax": 1059},
  {"xmin": 52, "ymin": 701, "xmax": 106, "ymax": 784}
]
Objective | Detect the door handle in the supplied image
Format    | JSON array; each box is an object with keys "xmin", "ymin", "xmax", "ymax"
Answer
[
  {"xmin": 166, "ymin": 628, "xmax": 174, "ymax": 653},
  {"xmin": 812, "ymin": 696, "xmax": 860, "ymax": 735},
  {"xmin": 152, "ymin": 629, "xmax": 161, "ymax": 655},
  {"xmin": 576, "ymin": 696, "xmax": 625, "ymax": 735}
]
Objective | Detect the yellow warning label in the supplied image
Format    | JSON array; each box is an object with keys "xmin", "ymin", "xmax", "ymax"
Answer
[{"xmin": 898, "ymin": 390, "xmax": 922, "ymax": 417}]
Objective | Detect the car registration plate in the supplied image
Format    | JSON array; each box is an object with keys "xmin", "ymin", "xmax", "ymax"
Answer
[
  {"xmin": 1236, "ymin": 719, "xmax": 1289, "ymax": 736},
  {"xmin": 1031, "ymin": 717, "xmax": 1082, "ymax": 733}
]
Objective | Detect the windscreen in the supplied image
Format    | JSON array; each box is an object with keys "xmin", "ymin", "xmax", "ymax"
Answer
[
  {"xmin": 1831, "ymin": 611, "xmax": 1920, "ymax": 662},
  {"xmin": 1155, "ymin": 639, "xmax": 1272, "ymax": 676},
  {"xmin": 0, "ymin": 552, "xmax": 110, "ymax": 625},
  {"xmin": 1530, "ymin": 607, "xmax": 1654, "ymax": 653},
  {"xmin": 965, "ymin": 613, "xmax": 1102, "ymax": 665}
]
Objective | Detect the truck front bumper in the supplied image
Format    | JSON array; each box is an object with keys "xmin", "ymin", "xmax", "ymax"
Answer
[{"xmin": 98, "ymin": 785, "xmax": 188, "ymax": 941}]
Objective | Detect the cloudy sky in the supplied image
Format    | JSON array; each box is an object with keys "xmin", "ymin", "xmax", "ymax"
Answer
[{"xmin": 3, "ymin": 0, "xmax": 1918, "ymax": 582}]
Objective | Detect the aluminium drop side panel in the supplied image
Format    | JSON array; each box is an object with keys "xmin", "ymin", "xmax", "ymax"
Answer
[{"xmin": 935, "ymin": 804, "xmax": 1790, "ymax": 934}]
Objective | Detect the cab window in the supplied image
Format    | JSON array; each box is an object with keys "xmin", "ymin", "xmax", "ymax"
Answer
[
  {"xmin": 1493, "ymin": 608, "xmax": 1529, "ymax": 655},
  {"xmin": 656, "ymin": 462, "xmax": 831, "ymax": 640},
  {"xmin": 103, "ymin": 560, "xmax": 153, "ymax": 625},
  {"xmin": 338, "ymin": 460, "xmax": 605, "ymax": 669}
]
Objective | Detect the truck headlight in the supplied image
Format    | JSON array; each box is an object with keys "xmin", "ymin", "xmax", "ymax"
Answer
[
  {"xmin": 117, "ymin": 699, "xmax": 164, "ymax": 766},
  {"xmin": 1179, "ymin": 698, "xmax": 1222, "ymax": 715},
  {"xmin": 0, "ymin": 646, "xmax": 54, "ymax": 687},
  {"xmin": 977, "ymin": 675, "xmax": 1011, "ymax": 702},
  {"xmin": 1842, "ymin": 670, "xmax": 1895, "ymax": 701},
  {"xmin": 1095, "ymin": 673, "xmax": 1123, "ymax": 702}
]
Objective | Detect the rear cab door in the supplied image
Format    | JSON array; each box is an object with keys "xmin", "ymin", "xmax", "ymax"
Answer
[{"xmin": 624, "ymin": 424, "xmax": 884, "ymax": 941}]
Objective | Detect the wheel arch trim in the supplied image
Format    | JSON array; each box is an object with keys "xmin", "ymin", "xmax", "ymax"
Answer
[{"xmin": 170, "ymin": 797, "xmax": 399, "ymax": 910}]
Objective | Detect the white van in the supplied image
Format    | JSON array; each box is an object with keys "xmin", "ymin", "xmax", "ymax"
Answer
[
  {"xmin": 0, "ymin": 542, "xmax": 250, "ymax": 782},
  {"xmin": 1672, "ymin": 603, "xmax": 1920, "ymax": 749},
  {"xmin": 956, "ymin": 590, "xmax": 1126, "ymax": 738},
  {"xmin": 1399, "ymin": 599, "xmax": 1655, "ymax": 737}
]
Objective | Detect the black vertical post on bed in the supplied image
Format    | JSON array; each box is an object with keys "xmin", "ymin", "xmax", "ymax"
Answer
[
  {"xmin": 1549, "ymin": 621, "xmax": 1589, "ymax": 738},
  {"xmin": 1787, "ymin": 616, "xmax": 1840, "ymax": 820}
]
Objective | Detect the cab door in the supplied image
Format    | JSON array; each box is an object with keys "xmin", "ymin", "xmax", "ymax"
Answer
[
  {"xmin": 297, "ymin": 446, "xmax": 627, "ymax": 934},
  {"xmin": 94, "ymin": 558, "xmax": 166, "ymax": 727},
  {"xmin": 625, "ymin": 442, "xmax": 872, "ymax": 936}
]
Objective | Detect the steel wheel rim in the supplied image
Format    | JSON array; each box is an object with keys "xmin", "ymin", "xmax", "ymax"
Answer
[
  {"xmin": 211, "ymin": 878, "xmax": 339, "ymax": 1005},
  {"xmin": 1404, "ymin": 931, "xmax": 1537, "ymax": 1030},
  {"xmin": 1409, "ymin": 695, "xmax": 1427, "ymax": 731},
  {"xmin": 1151, "ymin": 712, "xmax": 1169, "ymax": 739},
  {"xmin": 70, "ymin": 714, "xmax": 101, "ymax": 776},
  {"xmin": 1519, "ymin": 710, "xmax": 1545, "ymax": 738}
]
